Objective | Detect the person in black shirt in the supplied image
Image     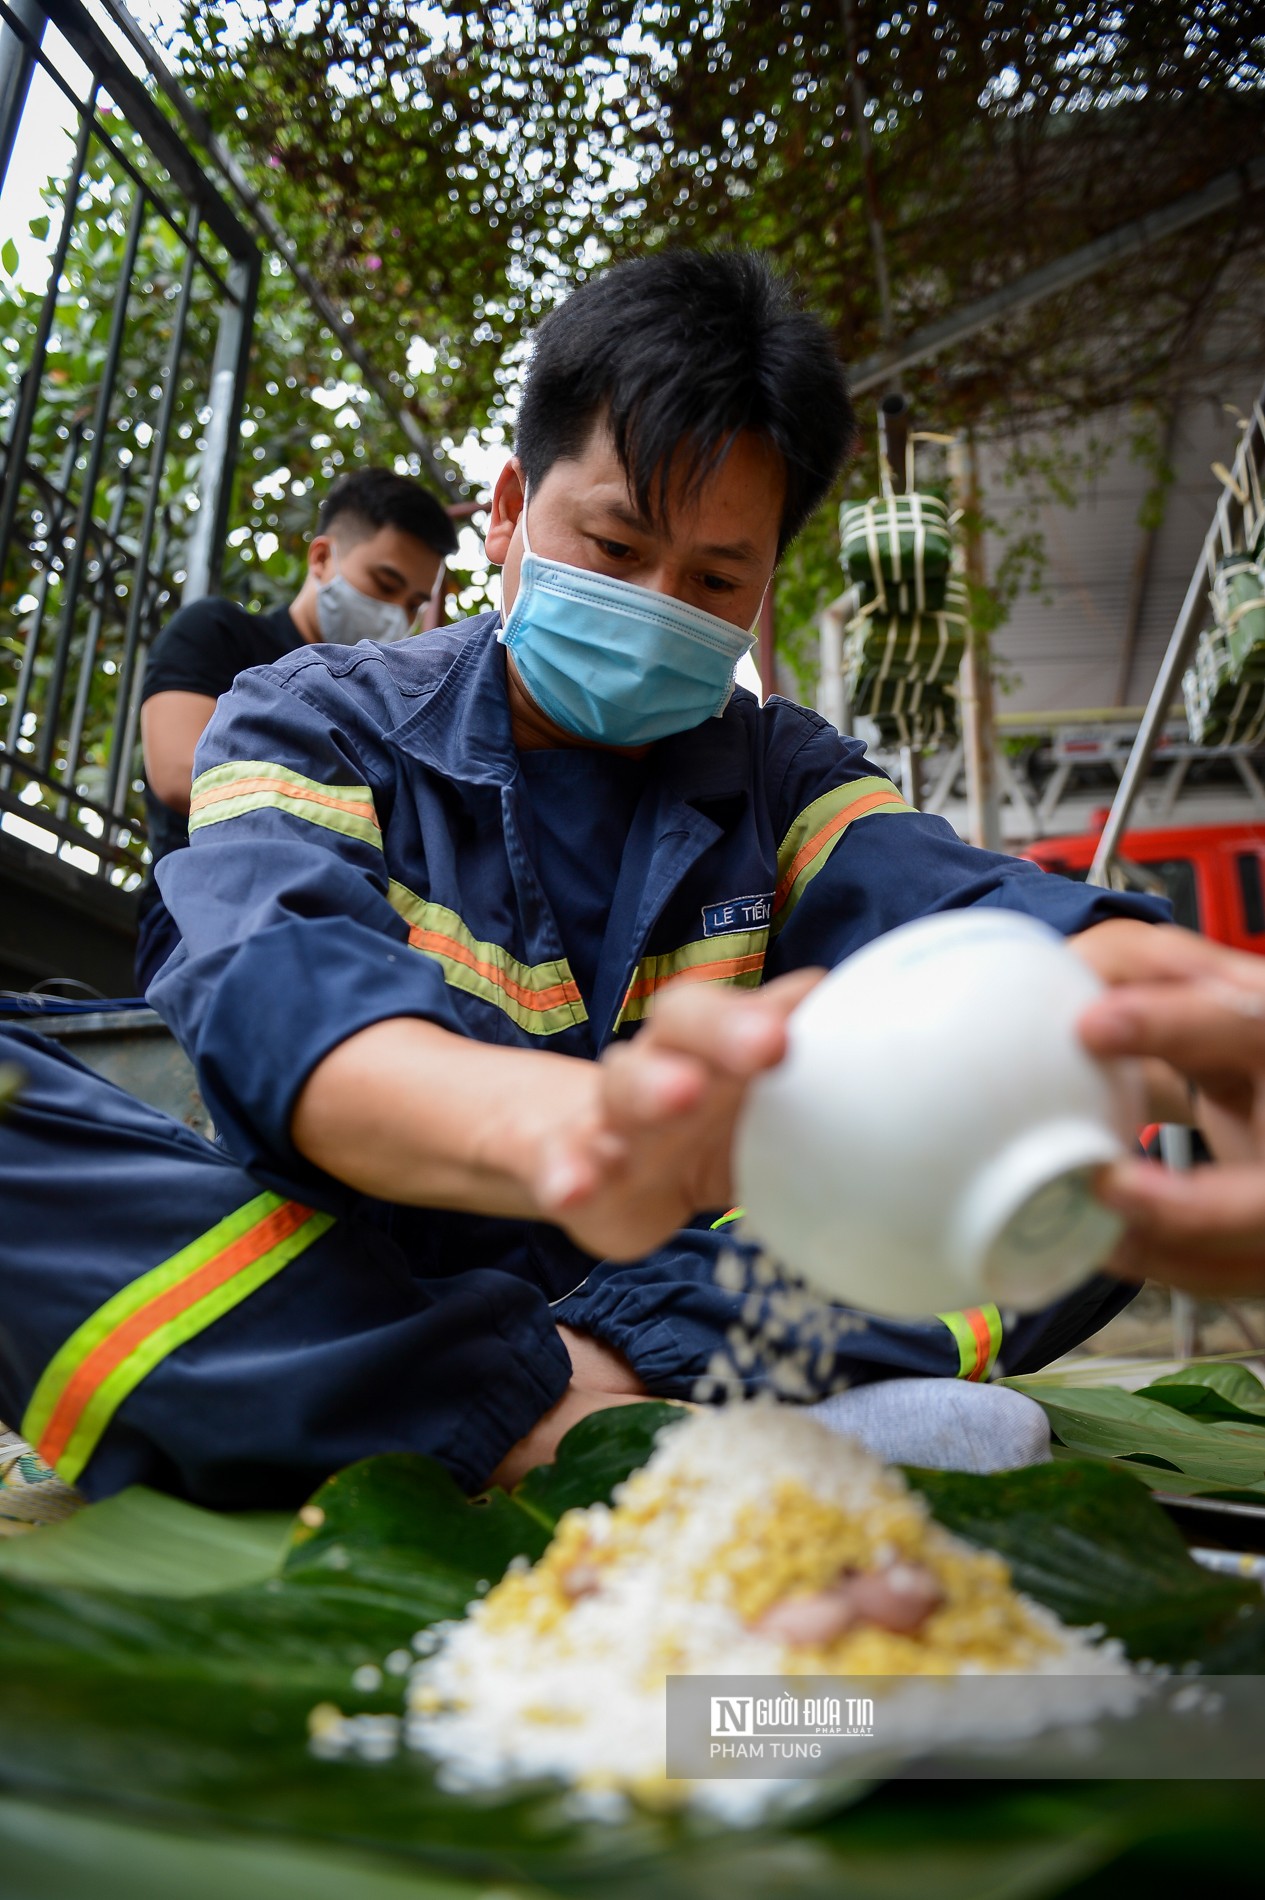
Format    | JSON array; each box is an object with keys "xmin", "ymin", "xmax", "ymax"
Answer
[{"xmin": 136, "ymin": 468, "xmax": 459, "ymax": 990}]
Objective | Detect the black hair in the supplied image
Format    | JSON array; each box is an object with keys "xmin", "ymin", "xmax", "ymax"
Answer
[
  {"xmin": 316, "ymin": 467, "xmax": 459, "ymax": 558},
  {"xmin": 514, "ymin": 250, "xmax": 856, "ymax": 555}
]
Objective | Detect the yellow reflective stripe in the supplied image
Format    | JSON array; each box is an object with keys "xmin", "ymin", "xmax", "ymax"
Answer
[
  {"xmin": 616, "ymin": 928, "xmax": 767, "ymax": 1027},
  {"xmin": 387, "ymin": 881, "xmax": 588, "ymax": 1036},
  {"xmin": 772, "ymin": 776, "xmax": 914, "ymax": 935},
  {"xmin": 189, "ymin": 759, "xmax": 382, "ymax": 850},
  {"xmin": 936, "ymin": 1303, "xmax": 1003, "ymax": 1381},
  {"xmin": 22, "ymin": 1193, "xmax": 334, "ymax": 1485},
  {"xmin": 711, "ymin": 1207, "xmax": 746, "ymax": 1230}
]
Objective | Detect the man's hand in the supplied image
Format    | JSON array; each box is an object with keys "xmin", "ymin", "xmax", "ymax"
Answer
[
  {"xmin": 294, "ymin": 969, "xmax": 820, "ymax": 1269},
  {"xmin": 532, "ymin": 968, "xmax": 823, "ymax": 1261},
  {"xmin": 1077, "ymin": 923, "xmax": 1265, "ymax": 1294}
]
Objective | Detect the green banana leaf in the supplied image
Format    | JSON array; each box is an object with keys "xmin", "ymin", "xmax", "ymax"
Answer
[
  {"xmin": 0, "ymin": 1402, "xmax": 1262, "ymax": 1899},
  {"xmin": 1140, "ymin": 1362, "xmax": 1265, "ymax": 1423},
  {"xmin": 5, "ymin": 1782, "xmax": 1264, "ymax": 1900},
  {"xmin": 1004, "ymin": 1370, "xmax": 1265, "ymax": 1497},
  {"xmin": 906, "ymin": 1458, "xmax": 1265, "ymax": 1668},
  {"xmin": 0, "ymin": 1486, "xmax": 291, "ymax": 1596},
  {"xmin": 0, "ymin": 1792, "xmax": 531, "ymax": 1900}
]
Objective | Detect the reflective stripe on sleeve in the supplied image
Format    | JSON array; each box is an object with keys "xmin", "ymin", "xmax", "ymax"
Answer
[
  {"xmin": 387, "ymin": 881, "xmax": 588, "ymax": 1036},
  {"xmin": 936, "ymin": 1303, "xmax": 1003, "ymax": 1381},
  {"xmin": 772, "ymin": 776, "xmax": 914, "ymax": 935},
  {"xmin": 710, "ymin": 1207, "xmax": 747, "ymax": 1230},
  {"xmin": 615, "ymin": 929, "xmax": 767, "ymax": 1028},
  {"xmin": 21, "ymin": 1192, "xmax": 334, "ymax": 1485},
  {"xmin": 189, "ymin": 759, "xmax": 382, "ymax": 850}
]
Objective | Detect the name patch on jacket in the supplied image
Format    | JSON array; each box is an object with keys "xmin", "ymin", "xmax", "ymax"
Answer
[{"xmin": 702, "ymin": 892, "xmax": 773, "ymax": 937}]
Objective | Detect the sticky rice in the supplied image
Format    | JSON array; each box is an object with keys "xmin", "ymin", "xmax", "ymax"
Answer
[{"xmin": 403, "ymin": 1404, "xmax": 1140, "ymax": 1818}]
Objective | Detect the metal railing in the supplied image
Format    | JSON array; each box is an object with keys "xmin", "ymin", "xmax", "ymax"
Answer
[
  {"xmin": 0, "ymin": 0, "xmax": 259, "ymax": 883},
  {"xmin": 1088, "ymin": 382, "xmax": 1265, "ymax": 888}
]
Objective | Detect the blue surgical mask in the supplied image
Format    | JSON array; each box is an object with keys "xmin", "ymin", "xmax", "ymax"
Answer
[
  {"xmin": 316, "ymin": 564, "xmax": 413, "ymax": 645},
  {"xmin": 497, "ymin": 493, "xmax": 759, "ymax": 746}
]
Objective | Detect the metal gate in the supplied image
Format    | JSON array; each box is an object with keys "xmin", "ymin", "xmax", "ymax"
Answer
[{"xmin": 0, "ymin": 0, "xmax": 259, "ymax": 886}]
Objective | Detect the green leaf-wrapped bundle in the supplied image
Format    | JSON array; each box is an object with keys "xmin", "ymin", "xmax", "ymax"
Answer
[
  {"xmin": 843, "ymin": 579, "xmax": 969, "ymax": 691},
  {"xmin": 1212, "ymin": 552, "xmax": 1265, "ymax": 678},
  {"xmin": 839, "ymin": 492, "xmax": 953, "ymax": 611},
  {"xmin": 861, "ymin": 688, "xmax": 958, "ymax": 750},
  {"xmin": 1182, "ymin": 625, "xmax": 1263, "ymax": 745}
]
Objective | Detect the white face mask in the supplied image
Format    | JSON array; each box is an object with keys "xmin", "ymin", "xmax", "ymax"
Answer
[{"xmin": 316, "ymin": 562, "xmax": 412, "ymax": 645}]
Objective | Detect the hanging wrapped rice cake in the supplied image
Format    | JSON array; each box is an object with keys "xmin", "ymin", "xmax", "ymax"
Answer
[
  {"xmin": 1212, "ymin": 552, "xmax": 1265, "ymax": 679},
  {"xmin": 843, "ymin": 577, "xmax": 969, "ymax": 695},
  {"xmin": 1183, "ymin": 624, "xmax": 1265, "ymax": 746},
  {"xmin": 869, "ymin": 696, "xmax": 956, "ymax": 751},
  {"xmin": 841, "ymin": 575, "xmax": 966, "ymax": 750},
  {"xmin": 845, "ymin": 656, "xmax": 954, "ymax": 730},
  {"xmin": 840, "ymin": 492, "xmax": 953, "ymax": 613}
]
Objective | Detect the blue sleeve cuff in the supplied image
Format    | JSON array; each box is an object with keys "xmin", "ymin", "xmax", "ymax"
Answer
[
  {"xmin": 975, "ymin": 867, "xmax": 1171, "ymax": 935},
  {"xmin": 426, "ymin": 1273, "xmax": 573, "ymax": 1492}
]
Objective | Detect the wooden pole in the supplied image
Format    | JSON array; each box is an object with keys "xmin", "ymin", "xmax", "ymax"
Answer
[{"xmin": 949, "ymin": 434, "xmax": 1002, "ymax": 851}]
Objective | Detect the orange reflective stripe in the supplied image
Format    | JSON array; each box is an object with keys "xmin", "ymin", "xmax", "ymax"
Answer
[
  {"xmin": 622, "ymin": 948, "xmax": 765, "ymax": 1008},
  {"xmin": 615, "ymin": 927, "xmax": 768, "ymax": 1027},
  {"xmin": 407, "ymin": 925, "xmax": 583, "ymax": 1016},
  {"xmin": 937, "ymin": 1303, "xmax": 1004, "ymax": 1381},
  {"xmin": 188, "ymin": 760, "xmax": 383, "ymax": 851},
  {"xmin": 774, "ymin": 788, "xmax": 906, "ymax": 913},
  {"xmin": 388, "ymin": 883, "xmax": 587, "ymax": 1036},
  {"xmin": 710, "ymin": 1207, "xmax": 746, "ymax": 1230},
  {"xmin": 962, "ymin": 1307, "xmax": 995, "ymax": 1381},
  {"xmin": 772, "ymin": 778, "xmax": 915, "ymax": 935},
  {"xmin": 191, "ymin": 775, "xmax": 378, "ymax": 828},
  {"xmin": 24, "ymin": 1195, "xmax": 333, "ymax": 1483}
]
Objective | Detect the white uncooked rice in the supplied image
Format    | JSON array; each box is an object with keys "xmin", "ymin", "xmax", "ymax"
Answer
[{"xmin": 395, "ymin": 1403, "xmax": 1143, "ymax": 1820}]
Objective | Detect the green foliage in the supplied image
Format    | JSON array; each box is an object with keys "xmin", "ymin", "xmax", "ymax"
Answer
[
  {"xmin": 0, "ymin": 123, "xmax": 489, "ymax": 875},
  {"xmin": 0, "ymin": 1795, "xmax": 509, "ymax": 1900},
  {"xmin": 1005, "ymin": 1365, "xmax": 1265, "ymax": 1496},
  {"xmin": 1141, "ymin": 1361, "xmax": 1265, "ymax": 1422},
  {"xmin": 7, "ymin": 0, "xmax": 1263, "ymax": 790},
  {"xmin": 162, "ymin": 0, "xmax": 1263, "ymax": 693},
  {"xmin": 172, "ymin": 0, "xmax": 668, "ymax": 438},
  {"xmin": 770, "ymin": 497, "xmax": 843, "ymax": 698}
]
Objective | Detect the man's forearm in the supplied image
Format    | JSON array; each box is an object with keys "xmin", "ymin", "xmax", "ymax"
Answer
[
  {"xmin": 291, "ymin": 974, "xmax": 810, "ymax": 1262},
  {"xmin": 291, "ymin": 1016, "xmax": 597, "ymax": 1215}
]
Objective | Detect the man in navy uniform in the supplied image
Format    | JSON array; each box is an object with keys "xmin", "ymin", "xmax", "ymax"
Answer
[{"xmin": 1, "ymin": 251, "xmax": 1186, "ymax": 1507}]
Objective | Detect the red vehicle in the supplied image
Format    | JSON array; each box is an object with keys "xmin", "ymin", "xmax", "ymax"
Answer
[{"xmin": 1020, "ymin": 822, "xmax": 1265, "ymax": 953}]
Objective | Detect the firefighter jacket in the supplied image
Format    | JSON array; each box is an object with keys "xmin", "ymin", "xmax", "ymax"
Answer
[{"xmin": 122, "ymin": 614, "xmax": 1165, "ymax": 1488}]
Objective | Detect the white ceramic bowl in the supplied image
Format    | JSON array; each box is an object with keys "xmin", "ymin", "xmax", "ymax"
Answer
[{"xmin": 734, "ymin": 910, "xmax": 1138, "ymax": 1319}]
